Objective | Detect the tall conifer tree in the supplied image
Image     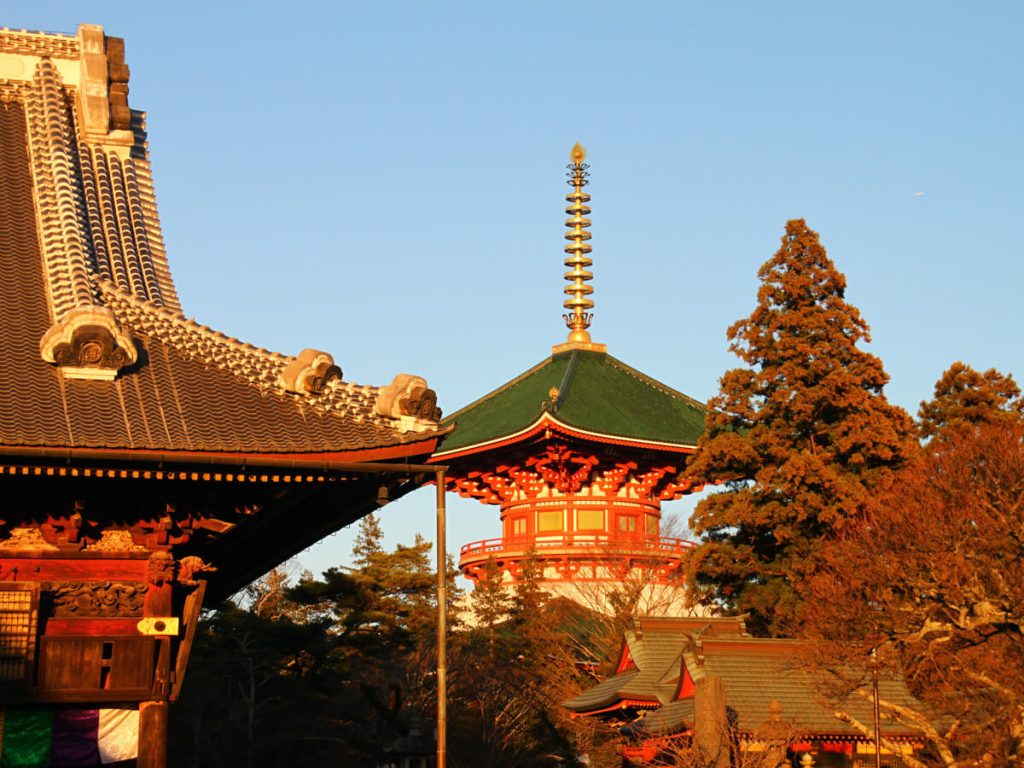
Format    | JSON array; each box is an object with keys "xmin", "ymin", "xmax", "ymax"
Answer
[
  {"xmin": 686, "ymin": 219, "xmax": 914, "ymax": 635},
  {"xmin": 352, "ymin": 512, "xmax": 385, "ymax": 567},
  {"xmin": 918, "ymin": 362, "xmax": 1023, "ymax": 439}
]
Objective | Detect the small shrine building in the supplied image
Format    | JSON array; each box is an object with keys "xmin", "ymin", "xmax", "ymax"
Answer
[
  {"xmin": 0, "ymin": 24, "xmax": 443, "ymax": 767},
  {"xmin": 564, "ymin": 616, "xmax": 926, "ymax": 767},
  {"xmin": 431, "ymin": 145, "xmax": 706, "ymax": 608}
]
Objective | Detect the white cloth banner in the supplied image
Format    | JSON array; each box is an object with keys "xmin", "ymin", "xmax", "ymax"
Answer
[{"xmin": 98, "ymin": 708, "xmax": 139, "ymax": 764}]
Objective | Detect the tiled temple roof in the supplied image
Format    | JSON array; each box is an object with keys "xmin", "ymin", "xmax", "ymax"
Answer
[
  {"xmin": 0, "ymin": 26, "xmax": 441, "ymax": 456},
  {"xmin": 565, "ymin": 617, "xmax": 926, "ymax": 739},
  {"xmin": 434, "ymin": 348, "xmax": 706, "ymax": 458}
]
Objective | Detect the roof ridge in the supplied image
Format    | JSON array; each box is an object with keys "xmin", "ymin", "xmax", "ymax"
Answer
[
  {"xmin": 99, "ymin": 279, "xmax": 289, "ymax": 366},
  {"xmin": 441, "ymin": 354, "xmax": 555, "ymax": 424},
  {"xmin": 552, "ymin": 349, "xmax": 580, "ymax": 411},
  {"xmin": 603, "ymin": 353, "xmax": 707, "ymax": 412},
  {"xmin": 99, "ymin": 281, "xmax": 393, "ymax": 425}
]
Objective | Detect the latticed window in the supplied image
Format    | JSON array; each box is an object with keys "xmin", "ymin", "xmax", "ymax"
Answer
[{"xmin": 0, "ymin": 583, "xmax": 39, "ymax": 685}]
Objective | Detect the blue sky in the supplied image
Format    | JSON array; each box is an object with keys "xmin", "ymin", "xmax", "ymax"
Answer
[{"xmin": 9, "ymin": 3, "xmax": 1023, "ymax": 581}]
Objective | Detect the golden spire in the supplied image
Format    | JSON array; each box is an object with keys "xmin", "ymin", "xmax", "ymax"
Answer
[
  {"xmin": 561, "ymin": 142, "xmax": 598, "ymax": 345},
  {"xmin": 552, "ymin": 143, "xmax": 606, "ymax": 354}
]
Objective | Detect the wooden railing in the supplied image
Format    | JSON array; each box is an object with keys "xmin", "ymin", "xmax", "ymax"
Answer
[{"xmin": 459, "ymin": 534, "xmax": 695, "ymax": 559}]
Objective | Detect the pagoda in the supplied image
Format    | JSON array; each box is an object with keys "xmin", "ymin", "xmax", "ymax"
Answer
[
  {"xmin": 432, "ymin": 144, "xmax": 705, "ymax": 606},
  {"xmin": 0, "ymin": 25, "xmax": 443, "ymax": 766}
]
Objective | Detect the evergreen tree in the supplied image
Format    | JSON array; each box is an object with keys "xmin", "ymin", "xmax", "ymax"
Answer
[
  {"xmin": 351, "ymin": 512, "xmax": 385, "ymax": 567},
  {"xmin": 918, "ymin": 361, "xmax": 1023, "ymax": 439},
  {"xmin": 686, "ymin": 219, "xmax": 914, "ymax": 635},
  {"xmin": 472, "ymin": 556, "xmax": 512, "ymax": 637}
]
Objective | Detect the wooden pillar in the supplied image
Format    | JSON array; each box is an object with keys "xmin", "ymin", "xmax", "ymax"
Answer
[
  {"xmin": 138, "ymin": 700, "xmax": 168, "ymax": 768},
  {"xmin": 139, "ymin": 552, "xmax": 174, "ymax": 768}
]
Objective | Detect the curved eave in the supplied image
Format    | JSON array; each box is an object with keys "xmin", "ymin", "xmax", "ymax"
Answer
[
  {"xmin": 566, "ymin": 697, "xmax": 662, "ymax": 716},
  {"xmin": 431, "ymin": 411, "xmax": 697, "ymax": 463},
  {"xmin": 0, "ymin": 437, "xmax": 442, "ymax": 469}
]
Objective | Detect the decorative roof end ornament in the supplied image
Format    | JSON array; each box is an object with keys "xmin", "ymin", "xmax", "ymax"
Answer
[
  {"xmin": 376, "ymin": 374, "xmax": 442, "ymax": 432},
  {"xmin": 278, "ymin": 348, "xmax": 342, "ymax": 395},
  {"xmin": 39, "ymin": 306, "xmax": 137, "ymax": 381},
  {"xmin": 554, "ymin": 142, "xmax": 606, "ymax": 355}
]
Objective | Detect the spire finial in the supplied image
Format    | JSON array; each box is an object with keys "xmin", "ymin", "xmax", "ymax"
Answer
[{"xmin": 562, "ymin": 142, "xmax": 594, "ymax": 343}]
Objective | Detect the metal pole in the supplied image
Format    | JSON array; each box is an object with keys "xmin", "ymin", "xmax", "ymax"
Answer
[
  {"xmin": 872, "ymin": 652, "xmax": 882, "ymax": 768},
  {"xmin": 435, "ymin": 470, "xmax": 448, "ymax": 768}
]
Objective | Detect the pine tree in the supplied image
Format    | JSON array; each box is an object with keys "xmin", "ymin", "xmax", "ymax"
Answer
[
  {"xmin": 918, "ymin": 362, "xmax": 1023, "ymax": 439},
  {"xmin": 686, "ymin": 219, "xmax": 915, "ymax": 635},
  {"xmin": 352, "ymin": 512, "xmax": 385, "ymax": 567},
  {"xmin": 471, "ymin": 556, "xmax": 511, "ymax": 636}
]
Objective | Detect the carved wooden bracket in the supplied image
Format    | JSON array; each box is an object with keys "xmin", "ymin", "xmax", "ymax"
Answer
[
  {"xmin": 40, "ymin": 501, "xmax": 102, "ymax": 549},
  {"xmin": 128, "ymin": 503, "xmax": 236, "ymax": 550},
  {"xmin": 526, "ymin": 444, "xmax": 599, "ymax": 493},
  {"xmin": 448, "ymin": 444, "xmax": 693, "ymax": 505},
  {"xmin": 145, "ymin": 552, "xmax": 216, "ymax": 588}
]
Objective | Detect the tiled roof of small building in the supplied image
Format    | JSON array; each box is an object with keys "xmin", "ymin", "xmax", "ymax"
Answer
[
  {"xmin": 565, "ymin": 617, "xmax": 926, "ymax": 740},
  {"xmin": 0, "ymin": 27, "xmax": 441, "ymax": 456},
  {"xmin": 435, "ymin": 349, "xmax": 705, "ymax": 457}
]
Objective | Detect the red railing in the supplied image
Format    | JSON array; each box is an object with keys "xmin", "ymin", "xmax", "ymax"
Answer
[{"xmin": 459, "ymin": 533, "xmax": 695, "ymax": 559}]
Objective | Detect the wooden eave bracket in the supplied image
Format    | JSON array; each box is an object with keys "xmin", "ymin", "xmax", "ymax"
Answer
[{"xmin": 39, "ymin": 305, "xmax": 138, "ymax": 381}]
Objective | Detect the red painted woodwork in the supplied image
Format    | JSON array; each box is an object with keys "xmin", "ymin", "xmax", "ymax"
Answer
[
  {"xmin": 676, "ymin": 667, "xmax": 695, "ymax": 699},
  {"xmin": 447, "ymin": 437, "xmax": 700, "ymax": 585},
  {"xmin": 616, "ymin": 646, "xmax": 636, "ymax": 674},
  {"xmin": 0, "ymin": 558, "xmax": 147, "ymax": 581},
  {"xmin": 43, "ymin": 619, "xmax": 142, "ymax": 636},
  {"xmin": 448, "ymin": 444, "xmax": 692, "ymax": 505},
  {"xmin": 460, "ymin": 534, "xmax": 694, "ymax": 558}
]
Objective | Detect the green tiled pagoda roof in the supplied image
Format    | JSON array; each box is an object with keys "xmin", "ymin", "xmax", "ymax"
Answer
[{"xmin": 437, "ymin": 349, "xmax": 706, "ymax": 455}]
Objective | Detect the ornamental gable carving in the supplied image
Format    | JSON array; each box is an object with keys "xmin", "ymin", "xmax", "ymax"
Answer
[
  {"xmin": 39, "ymin": 305, "xmax": 137, "ymax": 380},
  {"xmin": 50, "ymin": 581, "xmax": 147, "ymax": 617}
]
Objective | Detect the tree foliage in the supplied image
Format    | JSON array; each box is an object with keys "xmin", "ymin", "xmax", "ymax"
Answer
[
  {"xmin": 918, "ymin": 361, "xmax": 1023, "ymax": 440},
  {"xmin": 170, "ymin": 525, "xmax": 598, "ymax": 767},
  {"xmin": 686, "ymin": 219, "xmax": 915, "ymax": 635},
  {"xmin": 803, "ymin": 420, "xmax": 1024, "ymax": 765}
]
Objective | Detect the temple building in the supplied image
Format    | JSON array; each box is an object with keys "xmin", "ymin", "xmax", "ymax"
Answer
[
  {"xmin": 0, "ymin": 25, "xmax": 442, "ymax": 766},
  {"xmin": 564, "ymin": 617, "xmax": 926, "ymax": 767},
  {"xmin": 431, "ymin": 144, "xmax": 706, "ymax": 611}
]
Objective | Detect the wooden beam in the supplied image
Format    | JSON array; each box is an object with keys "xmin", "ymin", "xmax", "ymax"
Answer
[{"xmin": 171, "ymin": 580, "xmax": 206, "ymax": 701}]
